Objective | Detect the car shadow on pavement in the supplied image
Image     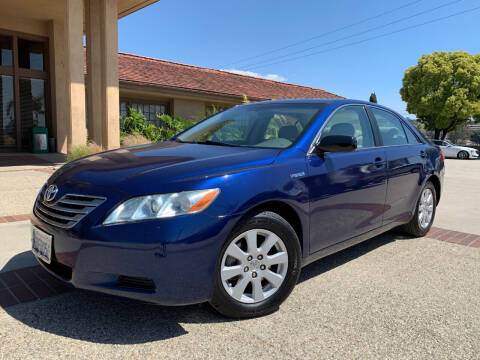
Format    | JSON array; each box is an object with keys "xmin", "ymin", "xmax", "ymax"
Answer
[
  {"xmin": 299, "ymin": 230, "xmax": 403, "ymax": 284},
  {"xmin": 1, "ymin": 230, "xmax": 408, "ymax": 345}
]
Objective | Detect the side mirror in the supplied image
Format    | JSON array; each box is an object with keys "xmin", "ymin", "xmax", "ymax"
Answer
[{"xmin": 314, "ymin": 135, "xmax": 357, "ymax": 155}]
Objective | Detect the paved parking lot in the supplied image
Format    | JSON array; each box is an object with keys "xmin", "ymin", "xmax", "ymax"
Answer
[{"xmin": 0, "ymin": 158, "xmax": 479, "ymax": 359}]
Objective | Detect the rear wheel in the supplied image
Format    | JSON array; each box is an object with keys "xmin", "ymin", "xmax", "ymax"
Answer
[
  {"xmin": 210, "ymin": 211, "xmax": 301, "ymax": 318},
  {"xmin": 457, "ymin": 151, "xmax": 469, "ymax": 160},
  {"xmin": 401, "ymin": 181, "xmax": 437, "ymax": 237}
]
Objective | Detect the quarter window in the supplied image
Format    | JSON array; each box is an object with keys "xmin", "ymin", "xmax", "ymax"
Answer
[
  {"xmin": 321, "ymin": 106, "xmax": 375, "ymax": 148},
  {"xmin": 402, "ymin": 123, "xmax": 421, "ymax": 144},
  {"xmin": 370, "ymin": 108, "xmax": 408, "ymax": 146}
]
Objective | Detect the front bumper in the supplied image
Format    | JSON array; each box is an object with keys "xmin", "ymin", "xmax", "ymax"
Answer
[{"xmin": 31, "ymin": 210, "xmax": 239, "ymax": 306}]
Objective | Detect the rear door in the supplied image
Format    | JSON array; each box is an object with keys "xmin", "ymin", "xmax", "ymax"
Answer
[
  {"xmin": 367, "ymin": 107, "xmax": 427, "ymax": 226},
  {"xmin": 306, "ymin": 105, "xmax": 388, "ymax": 254}
]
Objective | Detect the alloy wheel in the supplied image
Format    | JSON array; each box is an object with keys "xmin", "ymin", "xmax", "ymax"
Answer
[
  {"xmin": 418, "ymin": 188, "xmax": 434, "ymax": 229},
  {"xmin": 220, "ymin": 229, "xmax": 288, "ymax": 304},
  {"xmin": 458, "ymin": 151, "xmax": 468, "ymax": 159}
]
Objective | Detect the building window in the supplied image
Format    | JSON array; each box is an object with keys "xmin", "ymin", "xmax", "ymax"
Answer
[
  {"xmin": 0, "ymin": 32, "xmax": 48, "ymax": 151},
  {"xmin": 0, "ymin": 35, "xmax": 13, "ymax": 67},
  {"xmin": 18, "ymin": 39, "xmax": 45, "ymax": 71},
  {"xmin": 120, "ymin": 99, "xmax": 169, "ymax": 127},
  {"xmin": 0, "ymin": 75, "xmax": 15, "ymax": 149}
]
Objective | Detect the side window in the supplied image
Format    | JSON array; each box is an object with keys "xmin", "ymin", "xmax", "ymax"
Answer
[
  {"xmin": 402, "ymin": 123, "xmax": 421, "ymax": 144},
  {"xmin": 321, "ymin": 106, "xmax": 375, "ymax": 148},
  {"xmin": 370, "ymin": 108, "xmax": 408, "ymax": 146}
]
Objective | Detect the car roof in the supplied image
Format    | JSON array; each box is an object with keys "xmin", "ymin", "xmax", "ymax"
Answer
[{"xmin": 244, "ymin": 98, "xmax": 397, "ymax": 112}]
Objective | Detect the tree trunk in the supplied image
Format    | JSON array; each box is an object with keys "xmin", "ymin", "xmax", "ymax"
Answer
[
  {"xmin": 434, "ymin": 129, "xmax": 441, "ymax": 139},
  {"xmin": 441, "ymin": 129, "xmax": 449, "ymax": 140}
]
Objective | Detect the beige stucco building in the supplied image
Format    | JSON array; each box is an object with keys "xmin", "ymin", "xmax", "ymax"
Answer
[
  {"xmin": 0, "ymin": 0, "xmax": 160, "ymax": 154},
  {"xmin": 0, "ymin": 0, "xmax": 341, "ymax": 154}
]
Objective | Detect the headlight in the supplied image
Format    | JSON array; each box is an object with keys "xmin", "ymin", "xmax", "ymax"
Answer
[{"xmin": 103, "ymin": 188, "xmax": 220, "ymax": 225}]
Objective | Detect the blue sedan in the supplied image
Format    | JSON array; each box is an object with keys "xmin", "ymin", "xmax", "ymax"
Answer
[{"xmin": 31, "ymin": 99, "xmax": 444, "ymax": 318}]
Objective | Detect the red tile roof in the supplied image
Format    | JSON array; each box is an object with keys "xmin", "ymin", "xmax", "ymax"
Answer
[{"xmin": 118, "ymin": 53, "xmax": 343, "ymax": 101}]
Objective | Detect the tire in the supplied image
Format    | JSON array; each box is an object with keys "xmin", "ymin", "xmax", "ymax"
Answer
[
  {"xmin": 210, "ymin": 211, "xmax": 301, "ymax": 318},
  {"xmin": 401, "ymin": 181, "xmax": 437, "ymax": 237},
  {"xmin": 457, "ymin": 151, "xmax": 469, "ymax": 160}
]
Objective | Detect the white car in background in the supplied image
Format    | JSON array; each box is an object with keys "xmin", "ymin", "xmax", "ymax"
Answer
[{"xmin": 431, "ymin": 139, "xmax": 479, "ymax": 160}]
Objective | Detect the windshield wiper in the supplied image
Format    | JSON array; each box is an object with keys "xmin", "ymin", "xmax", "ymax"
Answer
[{"xmin": 195, "ymin": 140, "xmax": 238, "ymax": 147}]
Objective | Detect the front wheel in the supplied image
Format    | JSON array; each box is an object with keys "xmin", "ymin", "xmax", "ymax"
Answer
[
  {"xmin": 401, "ymin": 181, "xmax": 437, "ymax": 237},
  {"xmin": 210, "ymin": 211, "xmax": 301, "ymax": 318},
  {"xmin": 457, "ymin": 151, "xmax": 469, "ymax": 160}
]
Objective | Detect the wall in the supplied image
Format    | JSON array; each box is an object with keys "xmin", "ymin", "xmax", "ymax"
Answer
[
  {"xmin": 120, "ymin": 86, "xmax": 239, "ymax": 120},
  {"xmin": 172, "ymin": 98, "xmax": 206, "ymax": 121}
]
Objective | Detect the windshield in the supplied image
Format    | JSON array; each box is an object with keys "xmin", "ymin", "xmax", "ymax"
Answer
[{"xmin": 177, "ymin": 103, "xmax": 326, "ymax": 149}]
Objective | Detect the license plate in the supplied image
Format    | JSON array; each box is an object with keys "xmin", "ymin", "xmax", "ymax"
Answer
[{"xmin": 32, "ymin": 226, "xmax": 52, "ymax": 264}]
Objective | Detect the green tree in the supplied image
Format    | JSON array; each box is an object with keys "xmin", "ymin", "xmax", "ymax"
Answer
[
  {"xmin": 400, "ymin": 51, "xmax": 480, "ymax": 140},
  {"xmin": 369, "ymin": 92, "xmax": 378, "ymax": 103}
]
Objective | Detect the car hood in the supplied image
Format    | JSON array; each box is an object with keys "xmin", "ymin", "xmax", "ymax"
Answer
[{"xmin": 49, "ymin": 141, "xmax": 281, "ymax": 194}]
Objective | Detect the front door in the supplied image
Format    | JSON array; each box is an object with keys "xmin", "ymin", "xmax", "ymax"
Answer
[
  {"xmin": 306, "ymin": 105, "xmax": 387, "ymax": 254},
  {"xmin": 0, "ymin": 32, "xmax": 48, "ymax": 152}
]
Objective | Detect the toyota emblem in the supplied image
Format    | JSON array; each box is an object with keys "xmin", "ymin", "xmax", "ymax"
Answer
[{"xmin": 44, "ymin": 185, "xmax": 58, "ymax": 202}]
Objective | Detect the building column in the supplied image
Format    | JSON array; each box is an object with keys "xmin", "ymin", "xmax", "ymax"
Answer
[
  {"xmin": 48, "ymin": 20, "xmax": 68, "ymax": 154},
  {"xmin": 85, "ymin": 0, "xmax": 120, "ymax": 150},
  {"xmin": 65, "ymin": 0, "xmax": 87, "ymax": 150}
]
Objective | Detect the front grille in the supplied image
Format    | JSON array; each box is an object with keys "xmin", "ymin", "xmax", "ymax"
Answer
[{"xmin": 34, "ymin": 193, "xmax": 106, "ymax": 229}]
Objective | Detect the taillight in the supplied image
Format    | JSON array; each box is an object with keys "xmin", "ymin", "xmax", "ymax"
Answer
[{"xmin": 440, "ymin": 150, "xmax": 445, "ymax": 161}]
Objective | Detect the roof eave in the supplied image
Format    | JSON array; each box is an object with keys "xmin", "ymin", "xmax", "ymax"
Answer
[{"xmin": 119, "ymin": 79, "xmax": 268, "ymax": 102}]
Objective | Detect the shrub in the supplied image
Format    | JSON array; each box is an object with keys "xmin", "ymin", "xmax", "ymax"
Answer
[
  {"xmin": 143, "ymin": 123, "xmax": 162, "ymax": 142},
  {"xmin": 120, "ymin": 108, "xmax": 194, "ymax": 142},
  {"xmin": 67, "ymin": 142, "xmax": 104, "ymax": 162},
  {"xmin": 156, "ymin": 114, "xmax": 193, "ymax": 140},
  {"xmin": 122, "ymin": 108, "xmax": 147, "ymax": 134},
  {"xmin": 121, "ymin": 134, "xmax": 152, "ymax": 147}
]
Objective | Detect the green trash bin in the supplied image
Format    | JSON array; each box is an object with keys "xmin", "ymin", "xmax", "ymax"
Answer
[{"xmin": 32, "ymin": 127, "xmax": 49, "ymax": 153}]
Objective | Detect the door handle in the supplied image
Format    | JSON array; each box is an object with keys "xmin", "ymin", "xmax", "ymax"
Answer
[
  {"xmin": 373, "ymin": 157, "xmax": 386, "ymax": 169},
  {"xmin": 419, "ymin": 150, "xmax": 426, "ymax": 158}
]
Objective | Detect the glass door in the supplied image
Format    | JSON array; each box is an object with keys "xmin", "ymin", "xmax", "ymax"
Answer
[
  {"xmin": 0, "ymin": 35, "xmax": 16, "ymax": 150},
  {"xmin": 0, "ymin": 32, "xmax": 48, "ymax": 151}
]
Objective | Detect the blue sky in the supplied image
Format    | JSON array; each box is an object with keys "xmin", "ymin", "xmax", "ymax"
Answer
[{"xmin": 119, "ymin": 0, "xmax": 480, "ymax": 117}]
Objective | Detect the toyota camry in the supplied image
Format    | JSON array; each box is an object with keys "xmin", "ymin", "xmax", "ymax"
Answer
[{"xmin": 31, "ymin": 99, "xmax": 444, "ymax": 318}]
